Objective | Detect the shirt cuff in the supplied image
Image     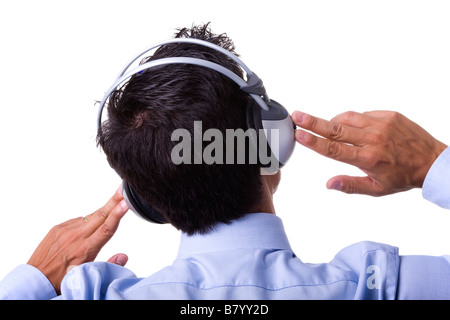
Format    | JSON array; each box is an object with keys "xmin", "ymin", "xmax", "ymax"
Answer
[
  {"xmin": 422, "ymin": 146, "xmax": 450, "ymax": 209},
  {"xmin": 0, "ymin": 264, "xmax": 57, "ymax": 300}
]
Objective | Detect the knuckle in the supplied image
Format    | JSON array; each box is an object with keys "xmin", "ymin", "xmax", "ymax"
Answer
[
  {"xmin": 385, "ymin": 111, "xmax": 403, "ymax": 124},
  {"xmin": 328, "ymin": 122, "xmax": 345, "ymax": 140},
  {"xmin": 308, "ymin": 115, "xmax": 318, "ymax": 130},
  {"xmin": 368, "ymin": 132, "xmax": 386, "ymax": 144},
  {"xmin": 346, "ymin": 181, "xmax": 358, "ymax": 194},
  {"xmin": 326, "ymin": 141, "xmax": 342, "ymax": 158},
  {"xmin": 308, "ymin": 133, "xmax": 318, "ymax": 146},
  {"xmin": 342, "ymin": 111, "xmax": 356, "ymax": 123},
  {"xmin": 389, "ymin": 111, "xmax": 402, "ymax": 120},
  {"xmin": 302, "ymin": 132, "xmax": 318, "ymax": 147},
  {"xmin": 99, "ymin": 223, "xmax": 113, "ymax": 237},
  {"xmin": 96, "ymin": 208, "xmax": 108, "ymax": 220},
  {"xmin": 333, "ymin": 111, "xmax": 356, "ymax": 124},
  {"xmin": 359, "ymin": 150, "xmax": 380, "ymax": 168},
  {"xmin": 50, "ymin": 224, "xmax": 61, "ymax": 233},
  {"xmin": 50, "ymin": 224, "xmax": 66, "ymax": 237}
]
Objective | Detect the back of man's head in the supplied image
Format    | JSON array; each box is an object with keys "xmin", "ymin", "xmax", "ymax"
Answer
[{"xmin": 98, "ymin": 24, "xmax": 263, "ymax": 235}]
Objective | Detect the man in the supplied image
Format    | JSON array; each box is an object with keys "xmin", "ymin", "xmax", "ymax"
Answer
[{"xmin": 1, "ymin": 24, "xmax": 450, "ymax": 299}]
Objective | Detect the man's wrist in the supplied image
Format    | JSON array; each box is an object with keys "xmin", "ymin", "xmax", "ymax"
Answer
[{"xmin": 422, "ymin": 146, "xmax": 450, "ymax": 209}]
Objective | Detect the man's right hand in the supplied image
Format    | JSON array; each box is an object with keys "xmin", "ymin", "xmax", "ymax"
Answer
[
  {"xmin": 292, "ymin": 110, "xmax": 447, "ymax": 196},
  {"xmin": 27, "ymin": 186, "xmax": 129, "ymax": 294}
]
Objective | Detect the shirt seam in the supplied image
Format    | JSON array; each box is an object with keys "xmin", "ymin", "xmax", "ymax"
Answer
[{"xmin": 131, "ymin": 278, "xmax": 358, "ymax": 292}]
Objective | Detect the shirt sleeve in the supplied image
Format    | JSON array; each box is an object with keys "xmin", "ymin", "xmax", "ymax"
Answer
[
  {"xmin": 60, "ymin": 262, "xmax": 137, "ymax": 300},
  {"xmin": 422, "ymin": 146, "xmax": 450, "ymax": 209},
  {"xmin": 0, "ymin": 264, "xmax": 56, "ymax": 300},
  {"xmin": 396, "ymin": 255, "xmax": 450, "ymax": 299},
  {"xmin": 330, "ymin": 241, "xmax": 400, "ymax": 300}
]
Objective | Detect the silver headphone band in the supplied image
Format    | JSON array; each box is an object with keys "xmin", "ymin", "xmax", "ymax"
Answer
[
  {"xmin": 115, "ymin": 38, "xmax": 254, "ymax": 80},
  {"xmin": 97, "ymin": 38, "xmax": 270, "ymax": 130},
  {"xmin": 97, "ymin": 57, "xmax": 269, "ymax": 128}
]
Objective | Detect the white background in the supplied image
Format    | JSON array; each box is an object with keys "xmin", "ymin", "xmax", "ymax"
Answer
[{"xmin": 0, "ymin": 0, "xmax": 449, "ymax": 280}]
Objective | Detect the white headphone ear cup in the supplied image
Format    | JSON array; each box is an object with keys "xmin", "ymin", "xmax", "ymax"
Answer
[
  {"xmin": 261, "ymin": 117, "xmax": 296, "ymax": 168},
  {"xmin": 258, "ymin": 100, "xmax": 296, "ymax": 169},
  {"xmin": 262, "ymin": 100, "xmax": 296, "ymax": 168}
]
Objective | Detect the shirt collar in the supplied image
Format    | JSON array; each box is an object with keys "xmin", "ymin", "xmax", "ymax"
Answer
[{"xmin": 177, "ymin": 213, "xmax": 292, "ymax": 258}]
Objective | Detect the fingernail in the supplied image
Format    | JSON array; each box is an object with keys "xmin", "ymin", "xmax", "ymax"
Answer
[
  {"xmin": 115, "ymin": 254, "xmax": 128, "ymax": 266},
  {"xmin": 328, "ymin": 181, "xmax": 342, "ymax": 191},
  {"xmin": 293, "ymin": 112, "xmax": 306, "ymax": 124},
  {"xmin": 120, "ymin": 199, "xmax": 129, "ymax": 210},
  {"xmin": 295, "ymin": 130, "xmax": 306, "ymax": 142}
]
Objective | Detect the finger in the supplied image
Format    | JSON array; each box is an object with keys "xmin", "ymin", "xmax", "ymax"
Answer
[
  {"xmin": 55, "ymin": 186, "xmax": 124, "ymax": 232},
  {"xmin": 88, "ymin": 199, "xmax": 129, "ymax": 248},
  {"xmin": 57, "ymin": 216, "xmax": 90, "ymax": 229},
  {"xmin": 329, "ymin": 111, "xmax": 374, "ymax": 128},
  {"xmin": 326, "ymin": 175, "xmax": 384, "ymax": 196},
  {"xmin": 106, "ymin": 253, "xmax": 128, "ymax": 267},
  {"xmin": 292, "ymin": 111, "xmax": 364, "ymax": 146},
  {"xmin": 83, "ymin": 185, "xmax": 124, "ymax": 233},
  {"xmin": 295, "ymin": 129, "xmax": 365, "ymax": 167}
]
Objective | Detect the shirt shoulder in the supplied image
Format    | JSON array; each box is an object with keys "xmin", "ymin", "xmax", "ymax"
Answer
[
  {"xmin": 330, "ymin": 241, "xmax": 400, "ymax": 299},
  {"xmin": 59, "ymin": 242, "xmax": 400, "ymax": 300},
  {"xmin": 109, "ymin": 242, "xmax": 400, "ymax": 300}
]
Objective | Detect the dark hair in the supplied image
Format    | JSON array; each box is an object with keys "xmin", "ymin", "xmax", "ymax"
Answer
[{"xmin": 97, "ymin": 24, "xmax": 262, "ymax": 235}]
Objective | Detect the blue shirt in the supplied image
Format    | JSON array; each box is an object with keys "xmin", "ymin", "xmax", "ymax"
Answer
[{"xmin": 2, "ymin": 147, "xmax": 450, "ymax": 300}]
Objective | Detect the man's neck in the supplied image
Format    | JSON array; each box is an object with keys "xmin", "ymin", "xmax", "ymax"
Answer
[{"xmin": 252, "ymin": 180, "xmax": 276, "ymax": 215}]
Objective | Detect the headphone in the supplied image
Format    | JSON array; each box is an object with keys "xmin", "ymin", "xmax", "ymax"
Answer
[{"xmin": 97, "ymin": 38, "xmax": 296, "ymax": 224}]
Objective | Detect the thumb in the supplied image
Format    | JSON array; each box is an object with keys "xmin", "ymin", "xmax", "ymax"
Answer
[
  {"xmin": 106, "ymin": 253, "xmax": 128, "ymax": 267},
  {"xmin": 327, "ymin": 175, "xmax": 383, "ymax": 196},
  {"xmin": 66, "ymin": 253, "xmax": 128, "ymax": 274}
]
